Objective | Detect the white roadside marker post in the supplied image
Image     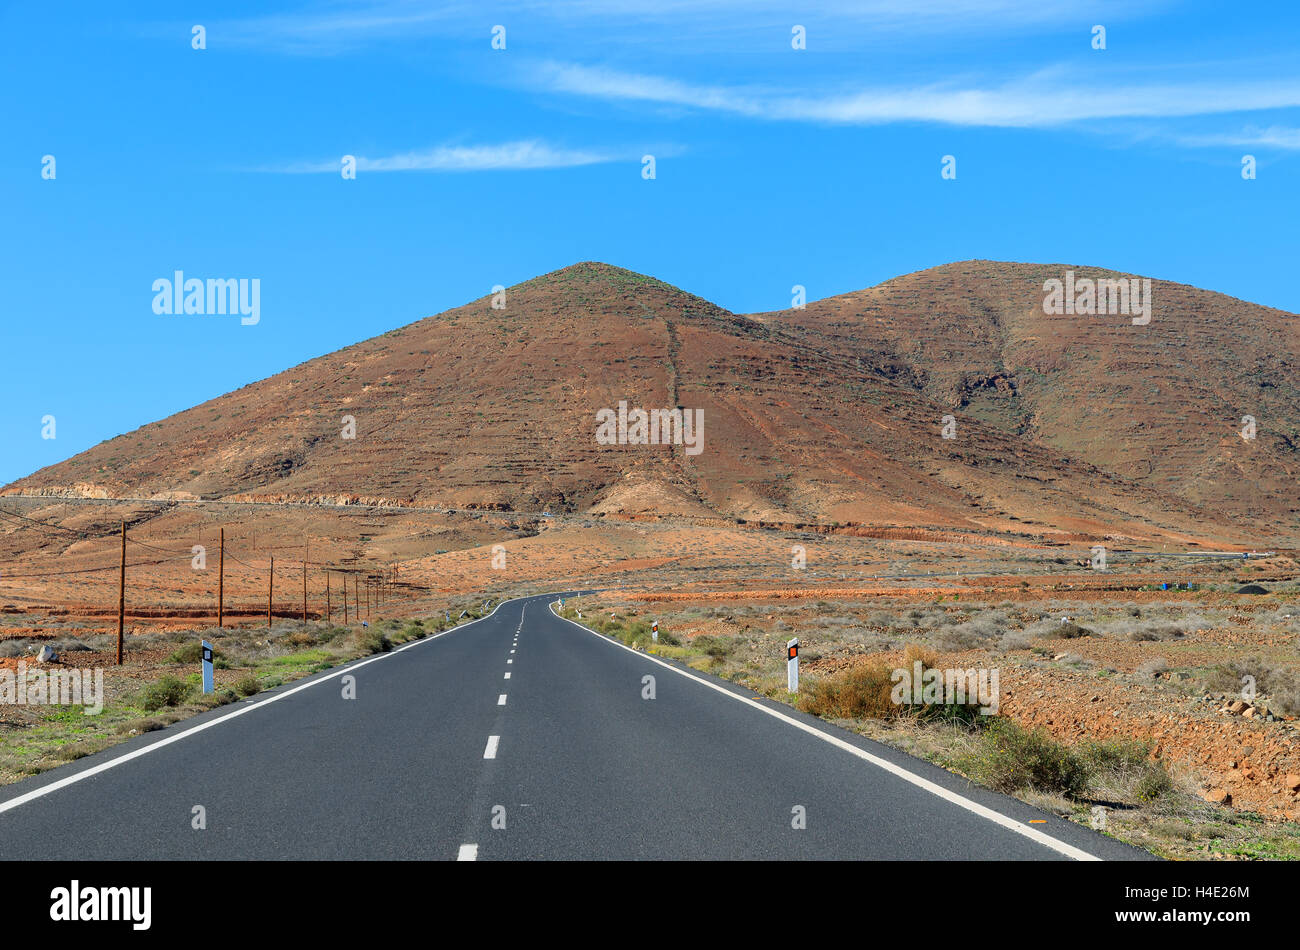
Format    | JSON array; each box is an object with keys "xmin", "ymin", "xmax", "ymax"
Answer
[
  {"xmin": 201, "ymin": 640, "xmax": 214, "ymax": 695},
  {"xmin": 652, "ymin": 620, "xmax": 659, "ymax": 643},
  {"xmin": 787, "ymin": 638, "xmax": 799, "ymax": 693}
]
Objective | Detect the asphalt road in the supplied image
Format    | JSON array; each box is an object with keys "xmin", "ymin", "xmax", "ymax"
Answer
[{"xmin": 0, "ymin": 593, "xmax": 1151, "ymax": 860}]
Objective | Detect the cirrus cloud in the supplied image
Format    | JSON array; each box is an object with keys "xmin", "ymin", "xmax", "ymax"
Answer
[
  {"xmin": 530, "ymin": 61, "xmax": 1300, "ymax": 129},
  {"xmin": 264, "ymin": 139, "xmax": 673, "ymax": 173}
]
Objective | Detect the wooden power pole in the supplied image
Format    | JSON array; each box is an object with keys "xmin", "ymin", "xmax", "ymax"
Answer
[
  {"xmin": 268, "ymin": 554, "xmax": 274, "ymax": 629},
  {"xmin": 302, "ymin": 560, "xmax": 308, "ymax": 626},
  {"xmin": 325, "ymin": 570, "xmax": 331, "ymax": 622},
  {"xmin": 116, "ymin": 519, "xmax": 126, "ymax": 665},
  {"xmin": 217, "ymin": 527, "xmax": 225, "ymax": 628}
]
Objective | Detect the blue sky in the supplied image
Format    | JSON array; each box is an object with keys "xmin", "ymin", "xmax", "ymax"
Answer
[{"xmin": 3, "ymin": 1, "xmax": 1298, "ymax": 485}]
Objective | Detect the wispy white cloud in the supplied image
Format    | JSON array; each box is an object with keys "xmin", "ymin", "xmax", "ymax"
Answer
[
  {"xmin": 1175, "ymin": 125, "xmax": 1300, "ymax": 150},
  {"xmin": 264, "ymin": 139, "xmax": 663, "ymax": 173},
  {"xmin": 214, "ymin": 2, "xmax": 463, "ymax": 54},
  {"xmin": 532, "ymin": 61, "xmax": 1300, "ymax": 128}
]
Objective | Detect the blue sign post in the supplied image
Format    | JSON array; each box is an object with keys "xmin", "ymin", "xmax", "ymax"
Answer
[{"xmin": 201, "ymin": 640, "xmax": 214, "ymax": 695}]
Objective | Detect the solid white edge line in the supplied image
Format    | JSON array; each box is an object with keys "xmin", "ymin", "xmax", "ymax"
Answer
[
  {"xmin": 457, "ymin": 843, "xmax": 479, "ymax": 861},
  {"xmin": 484, "ymin": 735, "xmax": 500, "ymax": 759},
  {"xmin": 0, "ymin": 598, "xmax": 520, "ymax": 817},
  {"xmin": 548, "ymin": 602, "xmax": 1101, "ymax": 862}
]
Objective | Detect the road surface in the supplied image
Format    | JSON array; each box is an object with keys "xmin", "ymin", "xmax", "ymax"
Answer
[{"xmin": 0, "ymin": 593, "xmax": 1149, "ymax": 860}]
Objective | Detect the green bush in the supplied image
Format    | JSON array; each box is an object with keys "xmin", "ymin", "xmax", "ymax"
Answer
[
  {"xmin": 355, "ymin": 629, "xmax": 392, "ymax": 655},
  {"xmin": 232, "ymin": 676, "xmax": 262, "ymax": 697},
  {"xmin": 963, "ymin": 720, "xmax": 1090, "ymax": 799},
  {"xmin": 693, "ymin": 635, "xmax": 732, "ymax": 658},
  {"xmin": 1134, "ymin": 763, "xmax": 1175, "ymax": 802},
  {"xmin": 1080, "ymin": 738, "xmax": 1153, "ymax": 772},
  {"xmin": 166, "ymin": 641, "xmax": 229, "ymax": 668},
  {"xmin": 141, "ymin": 675, "xmax": 194, "ymax": 712}
]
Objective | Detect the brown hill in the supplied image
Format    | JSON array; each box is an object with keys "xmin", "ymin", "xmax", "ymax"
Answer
[
  {"xmin": 757, "ymin": 260, "xmax": 1300, "ymax": 533},
  {"xmin": 4, "ymin": 260, "xmax": 1294, "ymax": 545}
]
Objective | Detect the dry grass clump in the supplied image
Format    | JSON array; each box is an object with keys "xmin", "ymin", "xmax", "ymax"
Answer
[
  {"xmin": 1023, "ymin": 618, "xmax": 1093, "ymax": 640},
  {"xmin": 799, "ymin": 644, "xmax": 988, "ymax": 723},
  {"xmin": 1197, "ymin": 655, "xmax": 1300, "ymax": 716}
]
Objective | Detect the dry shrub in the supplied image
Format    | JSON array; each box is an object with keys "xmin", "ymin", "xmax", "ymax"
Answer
[
  {"xmin": 1136, "ymin": 657, "xmax": 1169, "ymax": 680},
  {"xmin": 903, "ymin": 643, "xmax": 939, "ymax": 669},
  {"xmin": 799, "ymin": 644, "xmax": 978, "ymax": 722},
  {"xmin": 998, "ymin": 629, "xmax": 1033, "ymax": 652},
  {"xmin": 798, "ymin": 661, "xmax": 899, "ymax": 719}
]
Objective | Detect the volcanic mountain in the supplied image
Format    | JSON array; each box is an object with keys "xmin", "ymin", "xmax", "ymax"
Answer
[{"xmin": 6, "ymin": 261, "xmax": 1298, "ymax": 545}]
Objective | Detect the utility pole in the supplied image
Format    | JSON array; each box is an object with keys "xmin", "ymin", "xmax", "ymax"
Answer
[
  {"xmin": 116, "ymin": 519, "xmax": 126, "ymax": 665},
  {"xmin": 325, "ymin": 570, "xmax": 331, "ymax": 622},
  {"xmin": 217, "ymin": 527, "xmax": 225, "ymax": 628},
  {"xmin": 342, "ymin": 573, "xmax": 348, "ymax": 624},
  {"xmin": 268, "ymin": 554, "xmax": 274, "ymax": 629},
  {"xmin": 302, "ymin": 560, "xmax": 308, "ymax": 626}
]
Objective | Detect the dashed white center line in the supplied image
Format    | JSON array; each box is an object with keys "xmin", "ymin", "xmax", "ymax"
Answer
[
  {"xmin": 507, "ymin": 659, "xmax": 513, "ymax": 664},
  {"xmin": 457, "ymin": 844, "xmax": 478, "ymax": 861},
  {"xmin": 504, "ymin": 672, "xmax": 511, "ymax": 679},
  {"xmin": 483, "ymin": 735, "xmax": 500, "ymax": 759},
  {"xmin": 510, "ymin": 649, "xmax": 515, "ymax": 654},
  {"xmin": 497, "ymin": 694, "xmax": 507, "ymax": 705}
]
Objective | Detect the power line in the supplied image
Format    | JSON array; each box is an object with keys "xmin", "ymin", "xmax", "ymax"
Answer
[
  {"xmin": 0, "ymin": 554, "xmax": 192, "ymax": 579},
  {"xmin": 0, "ymin": 507, "xmax": 95, "ymax": 538},
  {"xmin": 125, "ymin": 536, "xmax": 193, "ymax": 558},
  {"xmin": 0, "ymin": 507, "xmax": 194, "ymax": 556}
]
